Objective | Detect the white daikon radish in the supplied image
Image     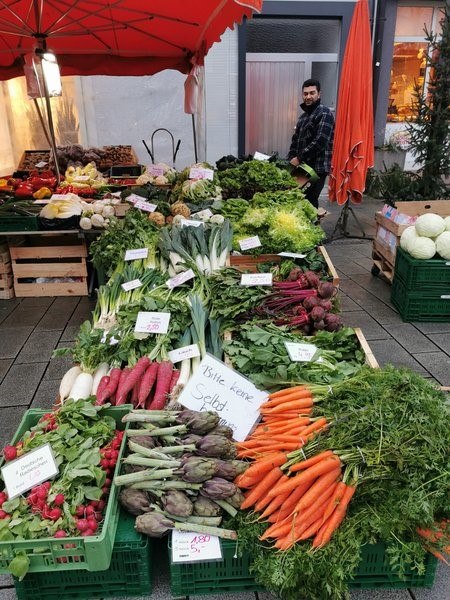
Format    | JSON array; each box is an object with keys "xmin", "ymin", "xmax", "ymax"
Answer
[
  {"xmin": 69, "ymin": 372, "xmax": 94, "ymax": 401},
  {"xmin": 91, "ymin": 363, "xmax": 109, "ymax": 395},
  {"xmin": 59, "ymin": 366, "xmax": 82, "ymax": 401}
]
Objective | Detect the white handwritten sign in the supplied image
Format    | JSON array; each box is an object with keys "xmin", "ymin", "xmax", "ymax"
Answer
[
  {"xmin": 135, "ymin": 311, "xmax": 171, "ymax": 334},
  {"xmin": 35, "ymin": 161, "xmax": 48, "ymax": 168},
  {"xmin": 253, "ymin": 151, "xmax": 271, "ymax": 161},
  {"xmin": 124, "ymin": 248, "xmax": 148, "ymax": 261},
  {"xmin": 181, "ymin": 219, "xmax": 204, "ymax": 228},
  {"xmin": 126, "ymin": 193, "xmax": 147, "ymax": 204},
  {"xmin": 148, "ymin": 165, "xmax": 165, "ymax": 177},
  {"xmin": 240, "ymin": 273, "xmax": 273, "ymax": 287},
  {"xmin": 284, "ymin": 342, "xmax": 319, "ymax": 362},
  {"xmin": 238, "ymin": 236, "xmax": 261, "ymax": 251},
  {"xmin": 278, "ymin": 252, "xmax": 307, "ymax": 259},
  {"xmin": 50, "ymin": 194, "xmax": 68, "ymax": 201},
  {"xmin": 167, "ymin": 269, "xmax": 195, "ymax": 289},
  {"xmin": 178, "ymin": 354, "xmax": 267, "ymax": 441},
  {"xmin": 171, "ymin": 530, "xmax": 222, "ymax": 563},
  {"xmin": 1, "ymin": 444, "xmax": 58, "ymax": 499},
  {"xmin": 440, "ymin": 295, "xmax": 450, "ymax": 299},
  {"xmin": 168, "ymin": 344, "xmax": 201, "ymax": 364},
  {"xmin": 121, "ymin": 278, "xmax": 142, "ymax": 292},
  {"xmin": 135, "ymin": 200, "xmax": 157, "ymax": 213},
  {"xmin": 189, "ymin": 167, "xmax": 214, "ymax": 180},
  {"xmin": 191, "ymin": 209, "xmax": 213, "ymax": 220}
]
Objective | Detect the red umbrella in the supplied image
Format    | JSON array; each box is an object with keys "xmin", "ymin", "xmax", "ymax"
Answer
[
  {"xmin": 0, "ymin": 1, "xmax": 262, "ymax": 80},
  {"xmin": 328, "ymin": 0, "xmax": 374, "ymax": 205}
]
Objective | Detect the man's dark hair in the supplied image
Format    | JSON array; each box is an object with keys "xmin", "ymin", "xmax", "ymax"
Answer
[{"xmin": 302, "ymin": 79, "xmax": 321, "ymax": 92}]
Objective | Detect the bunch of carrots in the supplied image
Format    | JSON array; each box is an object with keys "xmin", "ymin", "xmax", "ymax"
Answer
[
  {"xmin": 235, "ymin": 385, "xmax": 357, "ymax": 551},
  {"xmin": 417, "ymin": 520, "xmax": 450, "ymax": 565}
]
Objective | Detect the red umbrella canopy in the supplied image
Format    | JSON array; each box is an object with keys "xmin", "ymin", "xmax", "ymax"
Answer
[
  {"xmin": 0, "ymin": 0, "xmax": 262, "ymax": 80},
  {"xmin": 328, "ymin": 0, "xmax": 374, "ymax": 205}
]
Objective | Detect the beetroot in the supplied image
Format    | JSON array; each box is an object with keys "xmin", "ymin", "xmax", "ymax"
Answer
[
  {"xmin": 317, "ymin": 281, "xmax": 337, "ymax": 300},
  {"xmin": 287, "ymin": 267, "xmax": 303, "ymax": 281},
  {"xmin": 324, "ymin": 313, "xmax": 343, "ymax": 331},
  {"xmin": 319, "ymin": 299, "xmax": 333, "ymax": 312},
  {"xmin": 304, "ymin": 270, "xmax": 320, "ymax": 288},
  {"xmin": 314, "ymin": 320, "xmax": 326, "ymax": 330},
  {"xmin": 302, "ymin": 296, "xmax": 321, "ymax": 311},
  {"xmin": 310, "ymin": 306, "xmax": 326, "ymax": 322}
]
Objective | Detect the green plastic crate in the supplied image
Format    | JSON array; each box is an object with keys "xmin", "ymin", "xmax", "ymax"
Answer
[
  {"xmin": 391, "ymin": 276, "xmax": 450, "ymax": 322},
  {"xmin": 169, "ymin": 538, "xmax": 264, "ymax": 597},
  {"xmin": 13, "ymin": 510, "xmax": 151, "ymax": 600},
  {"xmin": 349, "ymin": 542, "xmax": 438, "ymax": 589},
  {"xmin": 0, "ymin": 215, "xmax": 39, "ymax": 232},
  {"xmin": 395, "ymin": 247, "xmax": 450, "ymax": 289},
  {"xmin": 169, "ymin": 540, "xmax": 437, "ymax": 597},
  {"xmin": 0, "ymin": 406, "xmax": 131, "ymax": 574}
]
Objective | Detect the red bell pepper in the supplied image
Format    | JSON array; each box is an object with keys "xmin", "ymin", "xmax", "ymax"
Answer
[{"xmin": 15, "ymin": 184, "xmax": 34, "ymax": 198}]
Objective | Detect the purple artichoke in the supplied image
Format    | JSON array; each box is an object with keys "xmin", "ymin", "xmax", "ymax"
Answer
[
  {"xmin": 135, "ymin": 513, "xmax": 174, "ymax": 538},
  {"xmin": 200, "ymin": 477, "xmax": 237, "ymax": 500}
]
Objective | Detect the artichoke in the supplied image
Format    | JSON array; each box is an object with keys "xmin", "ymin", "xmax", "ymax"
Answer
[
  {"xmin": 162, "ymin": 490, "xmax": 194, "ymax": 518},
  {"xmin": 179, "ymin": 433, "xmax": 202, "ymax": 445},
  {"xmin": 123, "ymin": 463, "xmax": 147, "ymax": 475},
  {"xmin": 128, "ymin": 435, "xmax": 155, "ymax": 450},
  {"xmin": 208, "ymin": 425, "xmax": 234, "ymax": 439},
  {"xmin": 135, "ymin": 513, "xmax": 174, "ymax": 538},
  {"xmin": 230, "ymin": 460, "xmax": 249, "ymax": 476},
  {"xmin": 200, "ymin": 477, "xmax": 237, "ymax": 500},
  {"xmin": 177, "ymin": 410, "xmax": 219, "ymax": 435},
  {"xmin": 177, "ymin": 456, "xmax": 217, "ymax": 483},
  {"xmin": 119, "ymin": 488, "xmax": 152, "ymax": 516},
  {"xmin": 227, "ymin": 488, "xmax": 245, "ymax": 510},
  {"xmin": 193, "ymin": 496, "xmax": 222, "ymax": 517},
  {"xmin": 196, "ymin": 435, "xmax": 237, "ymax": 459},
  {"xmin": 211, "ymin": 459, "xmax": 240, "ymax": 480}
]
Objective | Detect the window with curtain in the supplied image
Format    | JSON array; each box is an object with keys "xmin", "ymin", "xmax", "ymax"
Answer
[{"xmin": 387, "ymin": 4, "xmax": 444, "ymax": 122}]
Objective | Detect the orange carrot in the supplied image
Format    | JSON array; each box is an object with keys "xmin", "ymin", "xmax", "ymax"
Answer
[
  {"xmin": 240, "ymin": 468, "xmax": 285, "ymax": 510},
  {"xmin": 239, "ymin": 442, "xmax": 303, "ymax": 457},
  {"xmin": 259, "ymin": 518, "xmax": 292, "ymax": 541},
  {"xmin": 239, "ymin": 452, "xmax": 287, "ymax": 481},
  {"xmin": 267, "ymin": 457, "xmax": 341, "ymax": 499},
  {"xmin": 269, "ymin": 385, "xmax": 309, "ymax": 399},
  {"xmin": 319, "ymin": 481, "xmax": 347, "ymax": 525},
  {"xmin": 258, "ymin": 490, "xmax": 291, "ymax": 520},
  {"xmin": 263, "ymin": 409, "xmax": 312, "ymax": 420},
  {"xmin": 261, "ymin": 399, "xmax": 314, "ymax": 413},
  {"xmin": 289, "ymin": 450, "xmax": 335, "ymax": 472},
  {"xmin": 293, "ymin": 482, "xmax": 337, "ymax": 529},
  {"xmin": 295, "ymin": 468, "xmax": 341, "ymax": 512},
  {"xmin": 276, "ymin": 480, "xmax": 312, "ymax": 521},
  {"xmin": 261, "ymin": 389, "xmax": 313, "ymax": 407},
  {"xmin": 313, "ymin": 483, "xmax": 356, "ymax": 547},
  {"xmin": 297, "ymin": 417, "xmax": 328, "ymax": 438},
  {"xmin": 296, "ymin": 516, "xmax": 324, "ymax": 540}
]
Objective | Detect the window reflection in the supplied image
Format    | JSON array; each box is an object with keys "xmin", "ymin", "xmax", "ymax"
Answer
[{"xmin": 387, "ymin": 42, "xmax": 427, "ymax": 122}]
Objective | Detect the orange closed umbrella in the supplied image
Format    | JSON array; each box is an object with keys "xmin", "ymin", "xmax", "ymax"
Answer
[{"xmin": 329, "ymin": 0, "xmax": 374, "ymax": 205}]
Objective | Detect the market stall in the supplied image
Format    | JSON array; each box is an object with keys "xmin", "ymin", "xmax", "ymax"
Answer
[{"xmin": 0, "ymin": 156, "xmax": 448, "ymax": 600}]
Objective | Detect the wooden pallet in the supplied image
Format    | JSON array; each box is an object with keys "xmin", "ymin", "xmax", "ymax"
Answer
[
  {"xmin": 372, "ymin": 238, "xmax": 395, "ymax": 283},
  {"xmin": 9, "ymin": 236, "xmax": 88, "ymax": 297},
  {"xmin": 0, "ymin": 244, "xmax": 14, "ymax": 298},
  {"xmin": 229, "ymin": 246, "xmax": 340, "ymax": 287}
]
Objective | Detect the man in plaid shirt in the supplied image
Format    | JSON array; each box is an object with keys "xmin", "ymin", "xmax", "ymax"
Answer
[{"xmin": 288, "ymin": 79, "xmax": 335, "ymax": 209}]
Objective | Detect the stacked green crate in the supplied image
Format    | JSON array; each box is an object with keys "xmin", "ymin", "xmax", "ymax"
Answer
[
  {"xmin": 391, "ymin": 247, "xmax": 450, "ymax": 321},
  {"xmin": 14, "ymin": 511, "xmax": 152, "ymax": 600}
]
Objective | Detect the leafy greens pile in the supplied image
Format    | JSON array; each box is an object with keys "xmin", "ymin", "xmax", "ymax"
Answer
[
  {"xmin": 218, "ymin": 160, "xmax": 297, "ymax": 199},
  {"xmin": 228, "ymin": 366, "xmax": 450, "ymax": 600}
]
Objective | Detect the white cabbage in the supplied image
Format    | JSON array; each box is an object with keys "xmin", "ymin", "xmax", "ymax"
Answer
[
  {"xmin": 414, "ymin": 213, "xmax": 445, "ymax": 238},
  {"xmin": 435, "ymin": 231, "xmax": 450, "ymax": 260},
  {"xmin": 408, "ymin": 236, "xmax": 436, "ymax": 260}
]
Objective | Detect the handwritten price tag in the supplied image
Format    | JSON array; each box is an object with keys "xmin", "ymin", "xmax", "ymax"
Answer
[
  {"xmin": 189, "ymin": 167, "xmax": 214, "ymax": 180},
  {"xmin": 121, "ymin": 278, "xmax": 143, "ymax": 292},
  {"xmin": 135, "ymin": 311, "xmax": 171, "ymax": 334},
  {"xmin": 148, "ymin": 165, "xmax": 165, "ymax": 177},
  {"xmin": 191, "ymin": 209, "xmax": 213, "ymax": 220},
  {"xmin": 126, "ymin": 193, "xmax": 147, "ymax": 204},
  {"xmin": 1, "ymin": 444, "xmax": 58, "ymax": 499},
  {"xmin": 171, "ymin": 530, "xmax": 222, "ymax": 563},
  {"xmin": 35, "ymin": 161, "xmax": 48, "ymax": 168},
  {"xmin": 124, "ymin": 248, "xmax": 148, "ymax": 261},
  {"xmin": 240, "ymin": 273, "xmax": 273, "ymax": 287},
  {"xmin": 135, "ymin": 200, "xmax": 157, "ymax": 213},
  {"xmin": 278, "ymin": 251, "xmax": 307, "ymax": 259},
  {"xmin": 284, "ymin": 342, "xmax": 319, "ymax": 362},
  {"xmin": 50, "ymin": 194, "xmax": 69, "ymax": 201},
  {"xmin": 168, "ymin": 344, "xmax": 201, "ymax": 364},
  {"xmin": 167, "ymin": 269, "xmax": 195, "ymax": 289},
  {"xmin": 253, "ymin": 151, "xmax": 271, "ymax": 161},
  {"xmin": 239, "ymin": 236, "xmax": 261, "ymax": 251},
  {"xmin": 181, "ymin": 219, "xmax": 204, "ymax": 228},
  {"xmin": 440, "ymin": 295, "xmax": 450, "ymax": 299}
]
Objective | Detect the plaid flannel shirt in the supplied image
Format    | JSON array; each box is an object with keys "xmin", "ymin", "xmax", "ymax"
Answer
[{"xmin": 288, "ymin": 101, "xmax": 335, "ymax": 175}]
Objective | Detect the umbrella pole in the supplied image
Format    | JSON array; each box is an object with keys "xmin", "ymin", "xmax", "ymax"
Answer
[
  {"xmin": 330, "ymin": 201, "xmax": 372, "ymax": 240},
  {"xmin": 191, "ymin": 114, "xmax": 198, "ymax": 163},
  {"xmin": 41, "ymin": 89, "xmax": 60, "ymax": 183},
  {"xmin": 32, "ymin": 99, "xmax": 53, "ymax": 149}
]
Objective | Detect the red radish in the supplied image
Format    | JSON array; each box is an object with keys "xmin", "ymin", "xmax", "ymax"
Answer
[
  {"xmin": 75, "ymin": 505, "xmax": 85, "ymax": 517},
  {"xmin": 131, "ymin": 380, "xmax": 139, "ymax": 408},
  {"xmin": 0, "ymin": 510, "xmax": 10, "ymax": 519},
  {"xmin": 116, "ymin": 357, "xmax": 150, "ymax": 404},
  {"xmin": 82, "ymin": 529, "xmax": 95, "ymax": 537},
  {"xmin": 137, "ymin": 362, "xmax": 159, "ymax": 408},
  {"xmin": 49, "ymin": 508, "xmax": 62, "ymax": 520},
  {"xmin": 3, "ymin": 445, "xmax": 17, "ymax": 461},
  {"xmin": 148, "ymin": 361, "xmax": 173, "ymax": 410},
  {"xmin": 43, "ymin": 482, "xmax": 51, "ymax": 490},
  {"xmin": 0, "ymin": 491, "xmax": 7, "ymax": 505},
  {"xmin": 54, "ymin": 530, "xmax": 67, "ymax": 538},
  {"xmin": 54, "ymin": 493, "xmax": 65, "ymax": 506},
  {"xmin": 168, "ymin": 369, "xmax": 180, "ymax": 395},
  {"xmin": 98, "ymin": 368, "xmax": 121, "ymax": 404},
  {"xmin": 94, "ymin": 376, "xmax": 110, "ymax": 406},
  {"xmin": 76, "ymin": 519, "xmax": 89, "ymax": 532},
  {"xmin": 87, "ymin": 518, "xmax": 98, "ymax": 532},
  {"xmin": 97, "ymin": 500, "xmax": 106, "ymax": 511},
  {"xmin": 115, "ymin": 368, "xmax": 131, "ymax": 402}
]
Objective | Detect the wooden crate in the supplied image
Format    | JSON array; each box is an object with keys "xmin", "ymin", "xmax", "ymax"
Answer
[
  {"xmin": 373, "ymin": 201, "xmax": 450, "ymax": 284},
  {"xmin": 0, "ymin": 244, "xmax": 14, "ymax": 299},
  {"xmin": 9, "ymin": 236, "xmax": 88, "ymax": 297},
  {"xmin": 229, "ymin": 246, "xmax": 340, "ymax": 287},
  {"xmin": 17, "ymin": 150, "xmax": 51, "ymax": 171}
]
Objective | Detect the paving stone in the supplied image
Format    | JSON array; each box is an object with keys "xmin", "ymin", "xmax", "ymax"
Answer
[
  {"xmin": 0, "ymin": 298, "xmax": 21, "ymax": 325},
  {"xmin": 31, "ymin": 378, "xmax": 60, "ymax": 409},
  {"xmin": 0, "ymin": 362, "xmax": 47, "ymax": 407},
  {"xmin": 0, "ymin": 574, "xmax": 13, "ymax": 587},
  {"xmin": 411, "ymin": 352, "xmax": 450, "ymax": 386},
  {"xmin": 0, "ymin": 306, "xmax": 48, "ymax": 328},
  {"xmin": 349, "ymin": 273, "xmax": 393, "ymax": 304},
  {"xmin": 335, "ymin": 260, "xmax": 370, "ymax": 276},
  {"xmin": 413, "ymin": 322, "xmax": 450, "ymax": 334},
  {"xmin": 367, "ymin": 339, "xmax": 429, "ymax": 375},
  {"xmin": 50, "ymin": 296, "xmax": 80, "ymax": 312},
  {"xmin": 0, "ymin": 406, "xmax": 27, "ymax": 448},
  {"xmin": 343, "ymin": 311, "xmax": 391, "ymax": 340},
  {"xmin": 348, "ymin": 255, "xmax": 374, "ymax": 271},
  {"xmin": 19, "ymin": 297, "xmax": 53, "ymax": 309},
  {"xmin": 411, "ymin": 561, "xmax": 450, "ymax": 599},
  {"xmin": 349, "ymin": 589, "xmax": 411, "ymax": 599},
  {"xmin": 385, "ymin": 325, "xmax": 441, "ymax": 354},
  {"xmin": 35, "ymin": 311, "xmax": 73, "ymax": 331},
  {"xmin": 0, "ymin": 327, "xmax": 33, "ymax": 359},
  {"xmin": 363, "ymin": 301, "xmax": 406, "ymax": 326},
  {"xmin": 60, "ymin": 324, "xmax": 80, "ymax": 342},
  {"xmin": 44, "ymin": 344, "xmax": 74, "ymax": 381},
  {"xmin": 0, "ymin": 587, "xmax": 16, "ymax": 600},
  {"xmin": 338, "ymin": 280, "xmax": 380, "ymax": 307},
  {"xmin": 15, "ymin": 330, "xmax": 61, "ymax": 364},
  {"xmin": 0, "ymin": 359, "xmax": 12, "ymax": 384},
  {"xmin": 339, "ymin": 294, "xmax": 361, "ymax": 312},
  {"xmin": 427, "ymin": 333, "xmax": 450, "ymax": 355}
]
